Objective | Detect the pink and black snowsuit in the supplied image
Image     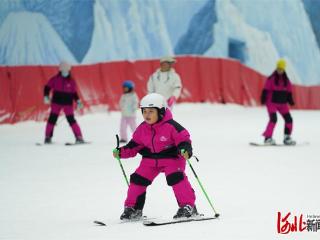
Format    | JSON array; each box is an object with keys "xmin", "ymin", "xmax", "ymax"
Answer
[
  {"xmin": 119, "ymin": 109, "xmax": 196, "ymax": 210},
  {"xmin": 44, "ymin": 73, "xmax": 83, "ymax": 139},
  {"xmin": 261, "ymin": 71, "xmax": 295, "ymax": 138}
]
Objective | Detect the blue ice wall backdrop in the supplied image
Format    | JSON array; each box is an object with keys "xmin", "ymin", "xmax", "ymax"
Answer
[{"xmin": 0, "ymin": 0, "xmax": 320, "ymax": 85}]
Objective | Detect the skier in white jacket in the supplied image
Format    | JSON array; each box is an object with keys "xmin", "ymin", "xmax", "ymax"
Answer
[
  {"xmin": 119, "ymin": 80, "xmax": 139, "ymax": 143},
  {"xmin": 147, "ymin": 56, "xmax": 182, "ymax": 109}
]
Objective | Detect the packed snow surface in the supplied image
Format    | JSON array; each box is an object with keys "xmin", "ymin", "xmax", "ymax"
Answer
[{"xmin": 0, "ymin": 103, "xmax": 319, "ymax": 239}]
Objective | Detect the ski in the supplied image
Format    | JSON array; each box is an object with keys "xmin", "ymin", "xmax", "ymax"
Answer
[
  {"xmin": 65, "ymin": 141, "xmax": 91, "ymax": 146},
  {"xmin": 249, "ymin": 142, "xmax": 309, "ymax": 147},
  {"xmin": 35, "ymin": 142, "xmax": 55, "ymax": 146},
  {"xmin": 94, "ymin": 220, "xmax": 107, "ymax": 226},
  {"xmin": 94, "ymin": 216, "xmax": 150, "ymax": 226},
  {"xmin": 143, "ymin": 216, "xmax": 218, "ymax": 226}
]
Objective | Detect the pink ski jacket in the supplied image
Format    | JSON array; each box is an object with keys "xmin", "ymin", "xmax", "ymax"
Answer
[
  {"xmin": 119, "ymin": 109, "xmax": 192, "ymax": 167},
  {"xmin": 261, "ymin": 71, "xmax": 294, "ymax": 105},
  {"xmin": 44, "ymin": 73, "xmax": 79, "ymax": 105}
]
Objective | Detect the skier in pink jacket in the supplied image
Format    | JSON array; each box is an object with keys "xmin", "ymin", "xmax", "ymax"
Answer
[
  {"xmin": 260, "ymin": 59, "xmax": 295, "ymax": 145},
  {"xmin": 43, "ymin": 62, "xmax": 84, "ymax": 144},
  {"xmin": 113, "ymin": 93, "xmax": 198, "ymax": 220}
]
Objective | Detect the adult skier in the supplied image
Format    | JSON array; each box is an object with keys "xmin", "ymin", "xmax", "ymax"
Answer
[
  {"xmin": 43, "ymin": 62, "xmax": 84, "ymax": 144},
  {"xmin": 113, "ymin": 93, "xmax": 198, "ymax": 220},
  {"xmin": 147, "ymin": 56, "xmax": 182, "ymax": 109},
  {"xmin": 260, "ymin": 59, "xmax": 296, "ymax": 145}
]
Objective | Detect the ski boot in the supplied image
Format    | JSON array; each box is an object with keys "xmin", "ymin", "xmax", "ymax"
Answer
[
  {"xmin": 283, "ymin": 134, "xmax": 296, "ymax": 145},
  {"xmin": 44, "ymin": 137, "xmax": 52, "ymax": 144},
  {"xmin": 264, "ymin": 137, "xmax": 276, "ymax": 145},
  {"xmin": 120, "ymin": 207, "xmax": 143, "ymax": 220},
  {"xmin": 75, "ymin": 137, "xmax": 85, "ymax": 144},
  {"xmin": 173, "ymin": 205, "xmax": 198, "ymax": 219}
]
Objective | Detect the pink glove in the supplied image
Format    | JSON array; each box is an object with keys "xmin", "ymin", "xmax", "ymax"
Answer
[{"xmin": 167, "ymin": 96, "xmax": 176, "ymax": 107}]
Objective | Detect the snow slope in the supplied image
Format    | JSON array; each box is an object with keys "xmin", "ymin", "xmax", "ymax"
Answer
[
  {"xmin": 0, "ymin": 11, "xmax": 76, "ymax": 65},
  {"xmin": 0, "ymin": 103, "xmax": 319, "ymax": 239}
]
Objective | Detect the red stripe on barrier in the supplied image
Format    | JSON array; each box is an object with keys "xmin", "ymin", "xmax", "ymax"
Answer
[
  {"xmin": 1, "ymin": 56, "xmax": 319, "ymax": 124},
  {"xmin": 7, "ymin": 66, "xmax": 47, "ymax": 123},
  {"xmin": 0, "ymin": 67, "xmax": 13, "ymax": 123}
]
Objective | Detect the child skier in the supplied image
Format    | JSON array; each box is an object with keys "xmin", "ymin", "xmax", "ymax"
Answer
[
  {"xmin": 119, "ymin": 80, "xmax": 139, "ymax": 143},
  {"xmin": 113, "ymin": 93, "xmax": 198, "ymax": 220},
  {"xmin": 260, "ymin": 59, "xmax": 295, "ymax": 145},
  {"xmin": 43, "ymin": 62, "xmax": 84, "ymax": 144}
]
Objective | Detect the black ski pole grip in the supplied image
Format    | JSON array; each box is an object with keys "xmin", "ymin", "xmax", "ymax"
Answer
[{"xmin": 116, "ymin": 134, "xmax": 120, "ymax": 149}]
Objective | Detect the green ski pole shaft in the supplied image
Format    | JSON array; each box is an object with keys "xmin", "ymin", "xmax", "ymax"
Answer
[
  {"xmin": 187, "ymin": 157, "xmax": 220, "ymax": 217},
  {"xmin": 115, "ymin": 135, "xmax": 129, "ymax": 186}
]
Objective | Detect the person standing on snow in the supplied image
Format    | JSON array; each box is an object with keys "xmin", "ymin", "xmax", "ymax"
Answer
[
  {"xmin": 43, "ymin": 62, "xmax": 84, "ymax": 144},
  {"xmin": 260, "ymin": 59, "xmax": 295, "ymax": 145},
  {"xmin": 113, "ymin": 93, "xmax": 198, "ymax": 220},
  {"xmin": 147, "ymin": 56, "xmax": 182, "ymax": 109},
  {"xmin": 119, "ymin": 80, "xmax": 139, "ymax": 143}
]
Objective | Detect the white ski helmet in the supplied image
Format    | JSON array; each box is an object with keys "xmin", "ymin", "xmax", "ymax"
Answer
[
  {"xmin": 140, "ymin": 93, "xmax": 167, "ymax": 120},
  {"xmin": 140, "ymin": 93, "xmax": 167, "ymax": 109}
]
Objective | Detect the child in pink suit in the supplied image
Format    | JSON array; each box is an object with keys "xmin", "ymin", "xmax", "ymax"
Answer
[{"xmin": 113, "ymin": 93, "xmax": 198, "ymax": 220}]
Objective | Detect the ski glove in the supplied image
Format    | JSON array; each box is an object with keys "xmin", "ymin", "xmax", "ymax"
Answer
[
  {"xmin": 177, "ymin": 141, "xmax": 193, "ymax": 158},
  {"xmin": 180, "ymin": 149, "xmax": 190, "ymax": 160},
  {"xmin": 77, "ymin": 100, "xmax": 84, "ymax": 109},
  {"xmin": 260, "ymin": 90, "xmax": 267, "ymax": 105},
  {"xmin": 167, "ymin": 96, "xmax": 176, "ymax": 108},
  {"xmin": 287, "ymin": 93, "xmax": 295, "ymax": 106},
  {"xmin": 44, "ymin": 96, "xmax": 50, "ymax": 105},
  {"xmin": 113, "ymin": 148, "xmax": 120, "ymax": 159}
]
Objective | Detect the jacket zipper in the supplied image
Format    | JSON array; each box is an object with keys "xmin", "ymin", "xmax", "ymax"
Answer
[{"xmin": 151, "ymin": 126, "xmax": 158, "ymax": 168}]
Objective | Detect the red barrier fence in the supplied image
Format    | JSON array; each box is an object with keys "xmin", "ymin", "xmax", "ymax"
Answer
[
  {"xmin": 0, "ymin": 56, "xmax": 319, "ymax": 124},
  {"xmin": 0, "ymin": 66, "xmax": 13, "ymax": 123}
]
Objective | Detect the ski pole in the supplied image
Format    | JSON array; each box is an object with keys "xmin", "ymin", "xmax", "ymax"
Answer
[
  {"xmin": 114, "ymin": 134, "xmax": 129, "ymax": 186},
  {"xmin": 183, "ymin": 151, "xmax": 220, "ymax": 218}
]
